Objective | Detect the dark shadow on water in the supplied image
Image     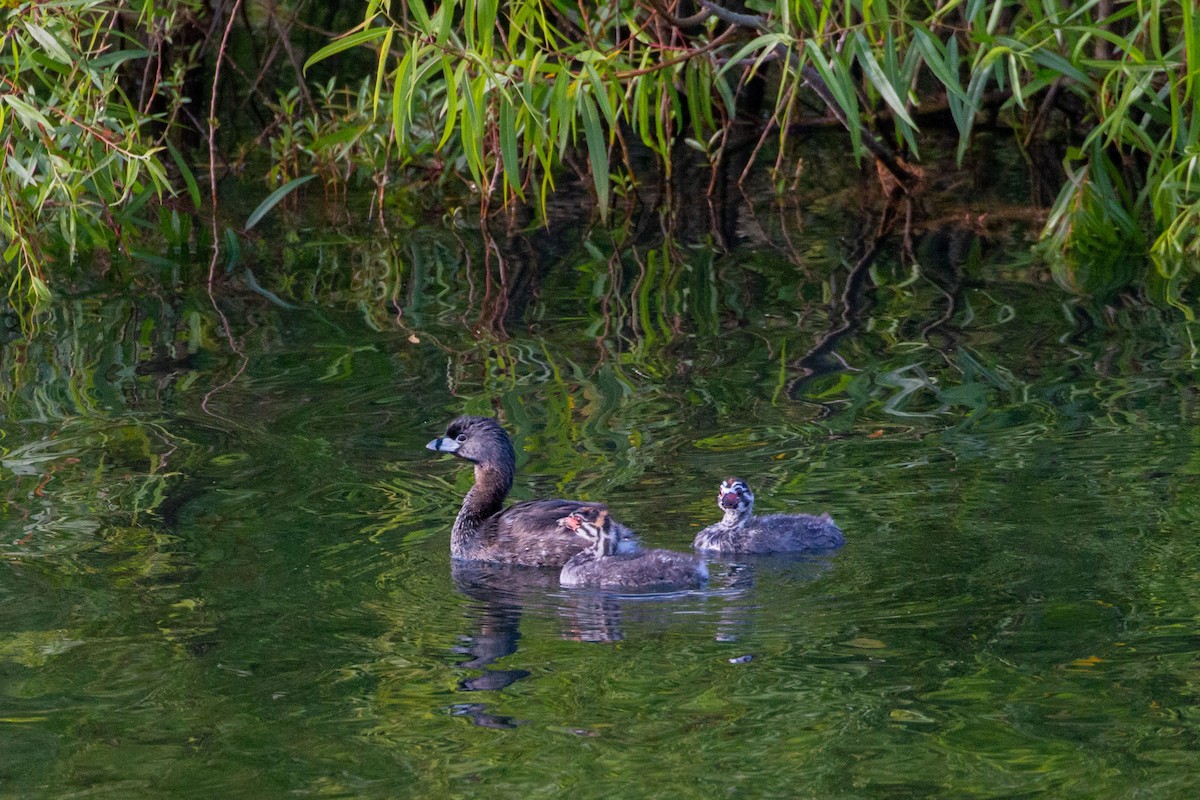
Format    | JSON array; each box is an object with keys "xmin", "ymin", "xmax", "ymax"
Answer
[
  {"xmin": 448, "ymin": 702, "xmax": 524, "ymax": 729},
  {"xmin": 447, "ymin": 561, "xmax": 557, "ymax": 728},
  {"xmin": 446, "ymin": 552, "xmax": 840, "ymax": 726},
  {"xmin": 449, "ymin": 562, "xmax": 554, "ymax": 696},
  {"xmin": 451, "ymin": 601, "xmax": 531, "ymax": 692},
  {"xmin": 788, "ymin": 229, "xmax": 882, "ymax": 402}
]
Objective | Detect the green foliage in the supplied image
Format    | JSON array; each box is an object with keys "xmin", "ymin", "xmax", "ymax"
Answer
[
  {"xmin": 241, "ymin": 78, "xmax": 398, "ymax": 212},
  {"xmin": 304, "ymin": 0, "xmax": 1200, "ymax": 304},
  {"xmin": 0, "ymin": 0, "xmax": 191, "ymax": 309},
  {"xmin": 306, "ymin": 0, "xmax": 733, "ymax": 220},
  {"xmin": 5, "ymin": 0, "xmax": 1200, "ymax": 314}
]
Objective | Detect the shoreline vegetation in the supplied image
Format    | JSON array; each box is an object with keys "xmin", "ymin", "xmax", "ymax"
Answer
[{"xmin": 2, "ymin": 1, "xmax": 1198, "ymax": 319}]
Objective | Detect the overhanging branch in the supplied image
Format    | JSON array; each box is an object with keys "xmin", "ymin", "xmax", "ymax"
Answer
[{"xmin": 691, "ymin": 0, "xmax": 918, "ymax": 187}]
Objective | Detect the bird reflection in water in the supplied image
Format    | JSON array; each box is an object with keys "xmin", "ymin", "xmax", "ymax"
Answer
[
  {"xmin": 446, "ymin": 561, "xmax": 554, "ymax": 729},
  {"xmin": 445, "ymin": 554, "xmax": 835, "ymax": 728},
  {"xmin": 446, "ymin": 560, "xmax": 664, "ymax": 727}
]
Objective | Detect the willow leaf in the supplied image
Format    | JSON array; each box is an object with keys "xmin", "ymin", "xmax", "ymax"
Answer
[
  {"xmin": 304, "ymin": 27, "xmax": 389, "ymax": 73},
  {"xmin": 245, "ymin": 175, "xmax": 315, "ymax": 231},
  {"xmin": 584, "ymin": 64, "xmax": 616, "ymax": 126},
  {"xmin": 407, "ymin": 0, "xmax": 432, "ymax": 31},
  {"xmin": 499, "ymin": 97, "xmax": 523, "ymax": 198},
  {"xmin": 24, "ymin": 24, "xmax": 73, "ymax": 64},
  {"xmin": 853, "ymin": 32, "xmax": 916, "ymax": 129},
  {"xmin": 438, "ymin": 61, "xmax": 461, "ymax": 150},
  {"xmin": 805, "ymin": 45, "xmax": 863, "ymax": 158},
  {"xmin": 580, "ymin": 92, "xmax": 609, "ymax": 220},
  {"xmin": 372, "ymin": 27, "xmax": 393, "ymax": 118}
]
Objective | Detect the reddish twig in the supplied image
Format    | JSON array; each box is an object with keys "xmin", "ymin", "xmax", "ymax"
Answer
[{"xmin": 208, "ymin": 0, "xmax": 243, "ymax": 286}]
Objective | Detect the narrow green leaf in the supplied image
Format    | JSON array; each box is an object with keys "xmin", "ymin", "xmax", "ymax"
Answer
[
  {"xmin": 408, "ymin": 0, "xmax": 432, "ymax": 31},
  {"xmin": 28, "ymin": 274, "xmax": 51, "ymax": 305},
  {"xmin": 1008, "ymin": 54, "xmax": 1024, "ymax": 109},
  {"xmin": 957, "ymin": 64, "xmax": 993, "ymax": 163},
  {"xmin": 716, "ymin": 34, "xmax": 788, "ymax": 80},
  {"xmin": 912, "ymin": 27, "xmax": 966, "ymax": 102},
  {"xmin": 459, "ymin": 76, "xmax": 487, "ymax": 187},
  {"xmin": 166, "ymin": 140, "xmax": 202, "ymax": 210},
  {"xmin": 391, "ymin": 42, "xmax": 420, "ymax": 143},
  {"xmin": 713, "ymin": 70, "xmax": 736, "ymax": 121},
  {"xmin": 553, "ymin": 74, "xmax": 572, "ymax": 156},
  {"xmin": 304, "ymin": 28, "xmax": 390, "ymax": 73},
  {"xmin": 1, "ymin": 95, "xmax": 52, "ymax": 132},
  {"xmin": 979, "ymin": 45, "xmax": 1014, "ymax": 71},
  {"xmin": 391, "ymin": 57, "xmax": 407, "ymax": 145},
  {"xmin": 90, "ymin": 49, "xmax": 152, "ymax": 69},
  {"xmin": 579, "ymin": 93, "xmax": 610, "ymax": 220},
  {"xmin": 438, "ymin": 61, "xmax": 461, "ymax": 150},
  {"xmin": 499, "ymin": 97, "xmax": 523, "ymax": 198},
  {"xmin": 1066, "ymin": 25, "xmax": 1145, "ymax": 62},
  {"xmin": 1059, "ymin": 0, "xmax": 1116, "ymax": 26},
  {"xmin": 806, "ymin": 45, "xmax": 863, "ymax": 157},
  {"xmin": 986, "ymin": 0, "xmax": 1005, "ymax": 34},
  {"xmin": 853, "ymin": 32, "xmax": 917, "ymax": 129},
  {"xmin": 244, "ymin": 175, "xmax": 315, "ymax": 231},
  {"xmin": 684, "ymin": 63, "xmax": 703, "ymax": 137},
  {"xmin": 372, "ymin": 27, "xmax": 394, "ymax": 118},
  {"xmin": 583, "ymin": 64, "xmax": 616, "ymax": 125},
  {"xmin": 7, "ymin": 154, "xmax": 35, "ymax": 185},
  {"xmin": 24, "ymin": 24, "xmax": 73, "ymax": 64},
  {"xmin": 436, "ymin": 0, "xmax": 456, "ymax": 46},
  {"xmin": 477, "ymin": 0, "xmax": 498, "ymax": 57},
  {"xmin": 1027, "ymin": 49, "xmax": 1090, "ymax": 86}
]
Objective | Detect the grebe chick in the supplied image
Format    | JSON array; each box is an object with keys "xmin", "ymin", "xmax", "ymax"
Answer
[
  {"xmin": 693, "ymin": 477, "xmax": 844, "ymax": 554},
  {"xmin": 427, "ymin": 416, "xmax": 638, "ymax": 566},
  {"xmin": 559, "ymin": 505, "xmax": 708, "ymax": 590}
]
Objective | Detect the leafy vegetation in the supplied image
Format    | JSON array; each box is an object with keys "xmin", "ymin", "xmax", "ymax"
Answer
[
  {"xmin": 0, "ymin": 0, "xmax": 188, "ymax": 307},
  {"xmin": 3, "ymin": 1, "xmax": 1200, "ymax": 314},
  {"xmin": 311, "ymin": 0, "xmax": 1200, "ymax": 305}
]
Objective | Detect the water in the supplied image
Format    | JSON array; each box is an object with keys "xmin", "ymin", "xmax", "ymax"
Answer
[{"xmin": 2, "ymin": 201, "xmax": 1199, "ymax": 798}]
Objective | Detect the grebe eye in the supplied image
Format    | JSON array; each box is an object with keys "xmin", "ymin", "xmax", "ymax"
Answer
[{"xmin": 455, "ymin": 433, "xmax": 467, "ymax": 442}]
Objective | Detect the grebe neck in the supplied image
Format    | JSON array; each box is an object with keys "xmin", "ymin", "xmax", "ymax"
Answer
[
  {"xmin": 720, "ymin": 505, "xmax": 750, "ymax": 528},
  {"xmin": 591, "ymin": 529, "xmax": 618, "ymax": 557},
  {"xmin": 451, "ymin": 464, "xmax": 512, "ymax": 553}
]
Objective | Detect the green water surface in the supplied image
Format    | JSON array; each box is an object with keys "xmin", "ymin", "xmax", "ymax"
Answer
[{"xmin": 2, "ymin": 198, "xmax": 1199, "ymax": 799}]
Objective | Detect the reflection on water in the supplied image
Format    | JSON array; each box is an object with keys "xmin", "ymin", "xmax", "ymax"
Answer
[
  {"xmin": 445, "ymin": 557, "xmax": 809, "ymax": 728},
  {"xmin": 2, "ymin": 197, "xmax": 1200, "ymax": 798}
]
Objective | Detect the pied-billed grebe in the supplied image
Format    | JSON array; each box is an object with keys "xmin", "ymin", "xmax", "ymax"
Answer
[
  {"xmin": 693, "ymin": 477, "xmax": 844, "ymax": 554},
  {"xmin": 427, "ymin": 416, "xmax": 638, "ymax": 566},
  {"xmin": 559, "ymin": 505, "xmax": 708, "ymax": 590}
]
